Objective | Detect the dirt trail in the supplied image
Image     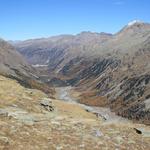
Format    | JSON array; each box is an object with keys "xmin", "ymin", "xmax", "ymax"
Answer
[{"xmin": 55, "ymin": 86, "xmax": 129, "ymax": 123}]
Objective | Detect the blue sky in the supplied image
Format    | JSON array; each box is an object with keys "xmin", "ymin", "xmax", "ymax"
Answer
[{"xmin": 0, "ymin": 0, "xmax": 150, "ymax": 40}]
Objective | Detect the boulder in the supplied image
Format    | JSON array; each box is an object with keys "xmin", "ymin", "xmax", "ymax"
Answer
[{"xmin": 40, "ymin": 98, "xmax": 54, "ymax": 112}]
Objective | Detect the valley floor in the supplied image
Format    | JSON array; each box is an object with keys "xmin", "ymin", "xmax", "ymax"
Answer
[
  {"xmin": 55, "ymin": 87, "xmax": 129, "ymax": 123},
  {"xmin": 0, "ymin": 75, "xmax": 150, "ymax": 150}
]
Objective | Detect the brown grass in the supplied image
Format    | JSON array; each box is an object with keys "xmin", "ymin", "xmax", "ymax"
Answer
[{"xmin": 79, "ymin": 90, "xmax": 108, "ymax": 107}]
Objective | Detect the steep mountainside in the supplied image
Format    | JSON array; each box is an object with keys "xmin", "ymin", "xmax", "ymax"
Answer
[
  {"xmin": 0, "ymin": 38, "xmax": 54, "ymax": 95},
  {"xmin": 0, "ymin": 38, "xmax": 37, "ymax": 81},
  {"xmin": 14, "ymin": 21, "xmax": 150, "ymax": 124}
]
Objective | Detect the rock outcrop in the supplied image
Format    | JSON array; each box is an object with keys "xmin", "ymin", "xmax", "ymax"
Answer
[{"xmin": 40, "ymin": 98, "xmax": 54, "ymax": 112}]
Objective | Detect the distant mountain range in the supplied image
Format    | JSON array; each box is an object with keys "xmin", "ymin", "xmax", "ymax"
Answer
[{"xmin": 5, "ymin": 20, "xmax": 150, "ymax": 124}]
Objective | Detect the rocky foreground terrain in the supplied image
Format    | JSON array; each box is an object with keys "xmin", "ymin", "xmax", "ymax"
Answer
[
  {"xmin": 14, "ymin": 21, "xmax": 150, "ymax": 124},
  {"xmin": 0, "ymin": 75, "xmax": 150, "ymax": 150}
]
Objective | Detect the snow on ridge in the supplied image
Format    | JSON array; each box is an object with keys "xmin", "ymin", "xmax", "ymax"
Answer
[{"xmin": 127, "ymin": 20, "xmax": 143, "ymax": 26}]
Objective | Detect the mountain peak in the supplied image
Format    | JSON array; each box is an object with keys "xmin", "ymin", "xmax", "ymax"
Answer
[
  {"xmin": 116, "ymin": 20, "xmax": 150, "ymax": 35},
  {"xmin": 127, "ymin": 20, "xmax": 143, "ymax": 26}
]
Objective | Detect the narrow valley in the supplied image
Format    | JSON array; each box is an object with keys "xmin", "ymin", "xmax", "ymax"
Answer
[{"xmin": 0, "ymin": 1, "xmax": 150, "ymax": 148}]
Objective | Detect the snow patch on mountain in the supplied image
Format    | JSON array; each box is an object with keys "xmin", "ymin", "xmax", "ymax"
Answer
[{"xmin": 127, "ymin": 20, "xmax": 142, "ymax": 26}]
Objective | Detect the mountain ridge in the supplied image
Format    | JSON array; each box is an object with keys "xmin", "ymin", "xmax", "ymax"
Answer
[{"xmin": 13, "ymin": 21, "xmax": 150, "ymax": 124}]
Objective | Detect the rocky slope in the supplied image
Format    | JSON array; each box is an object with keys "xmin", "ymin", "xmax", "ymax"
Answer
[
  {"xmin": 14, "ymin": 21, "xmax": 150, "ymax": 124},
  {"xmin": 0, "ymin": 75, "xmax": 150, "ymax": 149}
]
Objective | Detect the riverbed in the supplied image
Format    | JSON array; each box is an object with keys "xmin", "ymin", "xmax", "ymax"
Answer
[{"xmin": 55, "ymin": 86, "xmax": 129, "ymax": 123}]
